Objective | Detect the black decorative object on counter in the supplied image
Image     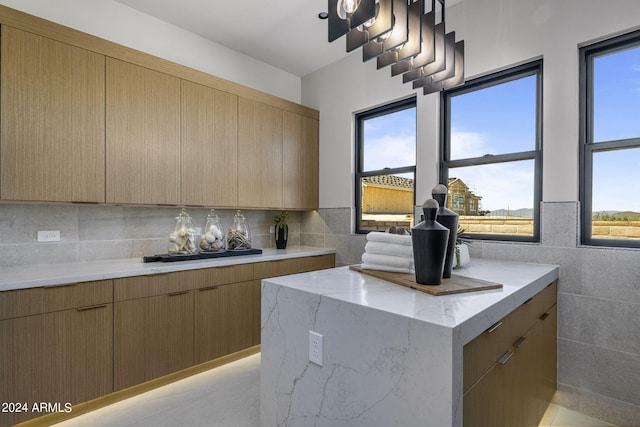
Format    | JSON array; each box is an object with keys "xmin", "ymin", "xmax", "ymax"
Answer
[
  {"xmin": 273, "ymin": 211, "xmax": 289, "ymax": 249},
  {"xmin": 411, "ymin": 199, "xmax": 450, "ymax": 285},
  {"xmin": 432, "ymin": 184, "xmax": 459, "ymax": 278},
  {"xmin": 143, "ymin": 248, "xmax": 262, "ymax": 263}
]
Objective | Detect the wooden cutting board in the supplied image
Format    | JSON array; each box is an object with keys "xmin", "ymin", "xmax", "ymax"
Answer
[{"xmin": 349, "ymin": 265, "xmax": 502, "ymax": 296}]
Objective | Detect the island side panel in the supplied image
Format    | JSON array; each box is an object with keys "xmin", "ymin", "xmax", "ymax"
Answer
[{"xmin": 261, "ymin": 281, "xmax": 456, "ymax": 427}]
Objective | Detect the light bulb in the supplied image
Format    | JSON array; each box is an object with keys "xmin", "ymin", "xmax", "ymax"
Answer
[{"xmin": 342, "ymin": 0, "xmax": 361, "ymax": 14}]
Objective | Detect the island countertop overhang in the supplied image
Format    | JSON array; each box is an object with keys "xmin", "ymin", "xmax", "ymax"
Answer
[{"xmin": 262, "ymin": 258, "xmax": 559, "ymax": 346}]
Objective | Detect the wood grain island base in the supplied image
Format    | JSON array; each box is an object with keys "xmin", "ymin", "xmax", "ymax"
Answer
[{"xmin": 261, "ymin": 259, "xmax": 558, "ymax": 427}]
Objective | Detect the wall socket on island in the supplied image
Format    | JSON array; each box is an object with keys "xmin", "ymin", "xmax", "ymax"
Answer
[
  {"xmin": 37, "ymin": 230, "xmax": 60, "ymax": 242},
  {"xmin": 309, "ymin": 331, "xmax": 323, "ymax": 366}
]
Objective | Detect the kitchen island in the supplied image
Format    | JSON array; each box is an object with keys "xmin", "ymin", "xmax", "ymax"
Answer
[{"xmin": 260, "ymin": 258, "xmax": 559, "ymax": 427}]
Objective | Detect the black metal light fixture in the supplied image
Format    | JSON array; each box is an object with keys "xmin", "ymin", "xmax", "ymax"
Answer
[{"xmin": 327, "ymin": 0, "xmax": 464, "ymax": 95}]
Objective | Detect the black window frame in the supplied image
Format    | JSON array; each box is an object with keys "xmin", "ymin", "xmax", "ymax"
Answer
[
  {"xmin": 440, "ymin": 60, "xmax": 543, "ymax": 242},
  {"xmin": 579, "ymin": 29, "xmax": 640, "ymax": 248},
  {"xmin": 355, "ymin": 96, "xmax": 417, "ymax": 234}
]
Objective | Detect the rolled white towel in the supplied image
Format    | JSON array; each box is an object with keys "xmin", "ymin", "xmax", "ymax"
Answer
[
  {"xmin": 366, "ymin": 231, "xmax": 412, "ymax": 246},
  {"xmin": 365, "ymin": 241, "xmax": 413, "ymax": 258},
  {"xmin": 361, "ymin": 263, "xmax": 415, "ymax": 274},
  {"xmin": 361, "ymin": 253, "xmax": 414, "ymax": 270}
]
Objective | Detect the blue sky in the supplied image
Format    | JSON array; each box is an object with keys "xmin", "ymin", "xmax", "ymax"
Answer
[{"xmin": 592, "ymin": 46, "xmax": 640, "ymax": 212}]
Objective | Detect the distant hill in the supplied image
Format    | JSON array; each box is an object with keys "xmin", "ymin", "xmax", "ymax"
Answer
[
  {"xmin": 487, "ymin": 208, "xmax": 534, "ymax": 218},
  {"xmin": 593, "ymin": 211, "xmax": 640, "ymax": 220}
]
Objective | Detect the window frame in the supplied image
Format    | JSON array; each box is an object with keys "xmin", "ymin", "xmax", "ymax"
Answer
[
  {"xmin": 440, "ymin": 60, "xmax": 543, "ymax": 242},
  {"xmin": 355, "ymin": 96, "xmax": 417, "ymax": 234},
  {"xmin": 579, "ymin": 30, "xmax": 640, "ymax": 248}
]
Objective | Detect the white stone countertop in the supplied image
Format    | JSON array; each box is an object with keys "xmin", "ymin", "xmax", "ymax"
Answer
[
  {"xmin": 0, "ymin": 246, "xmax": 336, "ymax": 292},
  {"xmin": 264, "ymin": 258, "xmax": 559, "ymax": 345}
]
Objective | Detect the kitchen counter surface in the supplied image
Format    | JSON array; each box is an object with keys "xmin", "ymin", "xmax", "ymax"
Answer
[
  {"xmin": 0, "ymin": 246, "xmax": 335, "ymax": 292},
  {"xmin": 260, "ymin": 258, "xmax": 559, "ymax": 427}
]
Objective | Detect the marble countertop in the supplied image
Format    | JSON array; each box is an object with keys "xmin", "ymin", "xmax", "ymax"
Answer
[
  {"xmin": 0, "ymin": 246, "xmax": 335, "ymax": 292},
  {"xmin": 263, "ymin": 258, "xmax": 559, "ymax": 345}
]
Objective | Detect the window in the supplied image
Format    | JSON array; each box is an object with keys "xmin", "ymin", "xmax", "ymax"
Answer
[
  {"xmin": 441, "ymin": 61, "xmax": 542, "ymax": 241},
  {"xmin": 580, "ymin": 30, "xmax": 640, "ymax": 248},
  {"xmin": 355, "ymin": 97, "xmax": 416, "ymax": 233}
]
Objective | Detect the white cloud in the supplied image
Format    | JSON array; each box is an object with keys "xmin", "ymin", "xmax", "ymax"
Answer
[
  {"xmin": 364, "ymin": 134, "xmax": 415, "ymax": 171},
  {"xmin": 450, "ymin": 129, "xmax": 489, "ymax": 159}
]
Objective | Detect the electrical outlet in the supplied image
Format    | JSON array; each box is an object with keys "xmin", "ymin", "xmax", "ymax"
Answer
[
  {"xmin": 309, "ymin": 331, "xmax": 323, "ymax": 366},
  {"xmin": 37, "ymin": 230, "xmax": 60, "ymax": 242}
]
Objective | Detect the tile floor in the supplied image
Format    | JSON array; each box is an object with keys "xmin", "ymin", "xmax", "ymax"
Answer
[{"xmin": 53, "ymin": 353, "xmax": 614, "ymax": 427}]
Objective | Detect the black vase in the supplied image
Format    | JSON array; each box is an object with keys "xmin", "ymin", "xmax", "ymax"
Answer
[
  {"xmin": 411, "ymin": 199, "xmax": 450, "ymax": 285},
  {"xmin": 432, "ymin": 184, "xmax": 459, "ymax": 278},
  {"xmin": 275, "ymin": 224, "xmax": 288, "ymax": 249}
]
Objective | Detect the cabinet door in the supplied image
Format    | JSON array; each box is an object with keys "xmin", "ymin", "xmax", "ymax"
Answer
[
  {"xmin": 1, "ymin": 27, "xmax": 105, "ymax": 202},
  {"xmin": 282, "ymin": 111, "xmax": 319, "ymax": 209},
  {"xmin": 195, "ymin": 281, "xmax": 256, "ymax": 364},
  {"xmin": 106, "ymin": 58, "xmax": 181, "ymax": 205},
  {"xmin": 238, "ymin": 98, "xmax": 283, "ymax": 209},
  {"xmin": 0, "ymin": 305, "xmax": 113, "ymax": 427},
  {"xmin": 114, "ymin": 291, "xmax": 194, "ymax": 390},
  {"xmin": 463, "ymin": 362, "xmax": 507, "ymax": 427},
  {"xmin": 181, "ymin": 81, "xmax": 238, "ymax": 206}
]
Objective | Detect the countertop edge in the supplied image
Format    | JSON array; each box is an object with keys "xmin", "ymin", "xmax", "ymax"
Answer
[{"xmin": 0, "ymin": 247, "xmax": 336, "ymax": 292}]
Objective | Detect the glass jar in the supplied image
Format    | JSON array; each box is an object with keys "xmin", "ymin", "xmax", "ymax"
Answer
[
  {"xmin": 199, "ymin": 209, "xmax": 226, "ymax": 252},
  {"xmin": 227, "ymin": 210, "xmax": 251, "ymax": 250},
  {"xmin": 168, "ymin": 208, "xmax": 198, "ymax": 255}
]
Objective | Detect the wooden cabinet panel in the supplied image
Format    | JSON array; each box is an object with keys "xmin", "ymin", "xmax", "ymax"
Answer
[
  {"xmin": 194, "ymin": 281, "xmax": 256, "ymax": 363},
  {"xmin": 0, "ymin": 26, "xmax": 105, "ymax": 202},
  {"xmin": 114, "ymin": 272, "xmax": 188, "ymax": 301},
  {"xmin": 298, "ymin": 254, "xmax": 336, "ymax": 273},
  {"xmin": 0, "ymin": 304, "xmax": 113, "ymax": 427},
  {"xmin": 463, "ymin": 283, "xmax": 558, "ymax": 427},
  {"xmin": 283, "ymin": 111, "xmax": 319, "ymax": 210},
  {"xmin": 187, "ymin": 263, "xmax": 254, "ymax": 288},
  {"xmin": 0, "ymin": 280, "xmax": 112, "ymax": 320},
  {"xmin": 106, "ymin": 58, "xmax": 181, "ymax": 205},
  {"xmin": 463, "ymin": 280, "xmax": 557, "ymax": 391},
  {"xmin": 238, "ymin": 98, "xmax": 283, "ymax": 209},
  {"xmin": 114, "ymin": 291, "xmax": 194, "ymax": 390},
  {"xmin": 181, "ymin": 81, "xmax": 238, "ymax": 207},
  {"xmin": 253, "ymin": 258, "xmax": 301, "ymax": 280}
]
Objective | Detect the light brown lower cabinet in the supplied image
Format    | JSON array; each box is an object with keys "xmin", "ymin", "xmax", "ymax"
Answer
[
  {"xmin": 195, "ymin": 280, "xmax": 258, "ymax": 364},
  {"xmin": 0, "ymin": 303, "xmax": 113, "ymax": 427},
  {"xmin": 114, "ymin": 291, "xmax": 195, "ymax": 391},
  {"xmin": 463, "ymin": 282, "xmax": 557, "ymax": 427},
  {"xmin": 0, "ymin": 255, "xmax": 335, "ymax": 426}
]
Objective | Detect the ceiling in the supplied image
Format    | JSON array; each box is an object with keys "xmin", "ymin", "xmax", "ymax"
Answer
[{"xmin": 114, "ymin": 0, "xmax": 462, "ymax": 78}]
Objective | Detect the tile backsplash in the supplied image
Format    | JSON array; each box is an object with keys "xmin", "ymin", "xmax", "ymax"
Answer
[{"xmin": 0, "ymin": 203, "xmax": 301, "ymax": 268}]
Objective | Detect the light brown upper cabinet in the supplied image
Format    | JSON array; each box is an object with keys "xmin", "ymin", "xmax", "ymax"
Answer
[
  {"xmin": 0, "ymin": 26, "xmax": 106, "ymax": 202},
  {"xmin": 238, "ymin": 98, "xmax": 283, "ymax": 209},
  {"xmin": 181, "ymin": 81, "xmax": 238, "ymax": 207},
  {"xmin": 106, "ymin": 58, "xmax": 181, "ymax": 205},
  {"xmin": 283, "ymin": 111, "xmax": 319, "ymax": 210}
]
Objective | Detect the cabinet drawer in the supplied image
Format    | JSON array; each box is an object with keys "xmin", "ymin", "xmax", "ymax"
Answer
[
  {"xmin": 298, "ymin": 254, "xmax": 335, "ymax": 273},
  {"xmin": 463, "ymin": 280, "xmax": 557, "ymax": 392},
  {"xmin": 114, "ymin": 272, "xmax": 188, "ymax": 301},
  {"xmin": 0, "ymin": 280, "xmax": 113, "ymax": 320},
  {"xmin": 253, "ymin": 258, "xmax": 300, "ymax": 279},
  {"xmin": 188, "ymin": 264, "xmax": 254, "ymax": 289}
]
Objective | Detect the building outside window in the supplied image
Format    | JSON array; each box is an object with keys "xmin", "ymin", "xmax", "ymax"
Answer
[
  {"xmin": 355, "ymin": 97, "xmax": 416, "ymax": 233},
  {"xmin": 441, "ymin": 60, "xmax": 543, "ymax": 241},
  {"xmin": 580, "ymin": 30, "xmax": 640, "ymax": 247}
]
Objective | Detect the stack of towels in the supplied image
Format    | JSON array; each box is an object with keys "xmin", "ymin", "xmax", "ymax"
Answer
[{"xmin": 361, "ymin": 232, "xmax": 414, "ymax": 274}]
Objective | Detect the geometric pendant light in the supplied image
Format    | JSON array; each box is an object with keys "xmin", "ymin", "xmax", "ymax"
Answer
[{"xmin": 327, "ymin": 0, "xmax": 464, "ymax": 95}]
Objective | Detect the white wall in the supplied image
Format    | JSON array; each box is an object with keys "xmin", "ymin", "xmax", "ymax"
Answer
[
  {"xmin": 303, "ymin": 0, "xmax": 640, "ymax": 208},
  {"xmin": 0, "ymin": 0, "xmax": 302, "ymax": 103}
]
